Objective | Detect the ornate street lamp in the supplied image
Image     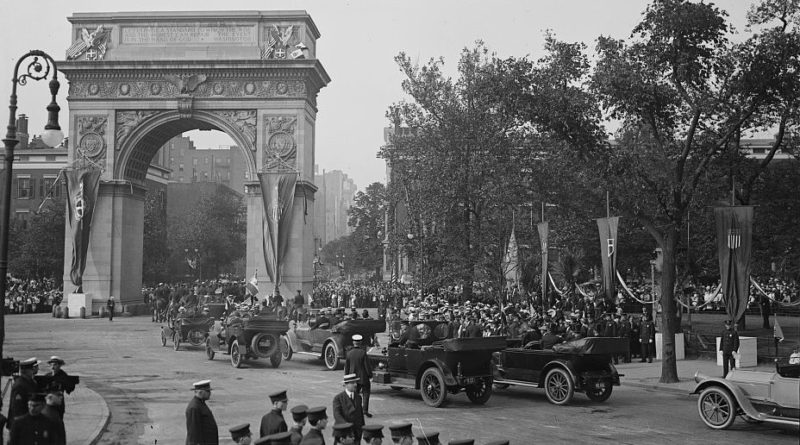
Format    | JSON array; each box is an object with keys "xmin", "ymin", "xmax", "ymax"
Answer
[{"xmin": 1, "ymin": 50, "xmax": 63, "ymax": 367}]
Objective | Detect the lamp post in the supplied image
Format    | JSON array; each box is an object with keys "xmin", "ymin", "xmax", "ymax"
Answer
[{"xmin": 1, "ymin": 50, "xmax": 63, "ymax": 368}]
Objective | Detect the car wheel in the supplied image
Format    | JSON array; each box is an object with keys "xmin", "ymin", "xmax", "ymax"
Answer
[
  {"xmin": 280, "ymin": 336, "xmax": 293, "ymax": 361},
  {"xmin": 173, "ymin": 334, "xmax": 180, "ymax": 351},
  {"xmin": 420, "ymin": 367, "xmax": 448, "ymax": 407},
  {"xmin": 188, "ymin": 330, "xmax": 205, "ymax": 346},
  {"xmin": 585, "ymin": 379, "xmax": 613, "ymax": 402},
  {"xmin": 161, "ymin": 331, "xmax": 167, "ymax": 347},
  {"xmin": 324, "ymin": 342, "xmax": 341, "ymax": 371},
  {"xmin": 544, "ymin": 368, "xmax": 574, "ymax": 405},
  {"xmin": 697, "ymin": 387, "xmax": 737, "ymax": 429},
  {"xmin": 205, "ymin": 338, "xmax": 215, "ymax": 360},
  {"xmin": 466, "ymin": 377, "xmax": 493, "ymax": 404},
  {"xmin": 230, "ymin": 340, "xmax": 243, "ymax": 368}
]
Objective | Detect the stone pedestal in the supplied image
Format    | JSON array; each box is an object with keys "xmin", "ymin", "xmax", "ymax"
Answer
[
  {"xmin": 717, "ymin": 336, "xmax": 757, "ymax": 368},
  {"xmin": 67, "ymin": 293, "xmax": 93, "ymax": 318},
  {"xmin": 655, "ymin": 332, "xmax": 685, "ymax": 360}
]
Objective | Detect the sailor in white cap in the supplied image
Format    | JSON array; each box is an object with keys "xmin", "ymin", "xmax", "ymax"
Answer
[
  {"xmin": 333, "ymin": 373, "xmax": 365, "ymax": 442},
  {"xmin": 344, "ymin": 333, "xmax": 373, "ymax": 418},
  {"xmin": 6, "ymin": 357, "xmax": 40, "ymax": 430},
  {"xmin": 186, "ymin": 380, "xmax": 218, "ymax": 445}
]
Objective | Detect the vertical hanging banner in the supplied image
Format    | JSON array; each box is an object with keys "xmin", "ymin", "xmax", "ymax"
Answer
[
  {"xmin": 597, "ymin": 217, "xmax": 620, "ymax": 301},
  {"xmin": 537, "ymin": 222, "xmax": 549, "ymax": 303},
  {"xmin": 502, "ymin": 225, "xmax": 520, "ymax": 289},
  {"xmin": 258, "ymin": 172, "xmax": 298, "ymax": 295},
  {"xmin": 65, "ymin": 167, "xmax": 102, "ymax": 292},
  {"xmin": 715, "ymin": 206, "xmax": 753, "ymax": 323}
]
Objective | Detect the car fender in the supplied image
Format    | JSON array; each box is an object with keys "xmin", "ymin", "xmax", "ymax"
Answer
[
  {"xmin": 692, "ymin": 374, "xmax": 764, "ymax": 420},
  {"xmin": 415, "ymin": 358, "xmax": 458, "ymax": 388},
  {"xmin": 540, "ymin": 359, "xmax": 577, "ymax": 388},
  {"xmin": 327, "ymin": 334, "xmax": 346, "ymax": 359},
  {"xmin": 284, "ymin": 329, "xmax": 299, "ymax": 352}
]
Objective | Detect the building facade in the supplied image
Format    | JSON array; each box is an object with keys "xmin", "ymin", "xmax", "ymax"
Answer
[
  {"xmin": 312, "ymin": 166, "xmax": 358, "ymax": 249},
  {"xmin": 155, "ymin": 135, "xmax": 247, "ymax": 194}
]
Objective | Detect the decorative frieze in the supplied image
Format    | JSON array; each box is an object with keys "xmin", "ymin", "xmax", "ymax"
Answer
[
  {"xmin": 75, "ymin": 115, "xmax": 108, "ymax": 163},
  {"xmin": 69, "ymin": 78, "xmax": 307, "ymax": 100},
  {"xmin": 263, "ymin": 115, "xmax": 298, "ymax": 172},
  {"xmin": 115, "ymin": 111, "xmax": 161, "ymax": 148},
  {"xmin": 213, "ymin": 110, "xmax": 257, "ymax": 150}
]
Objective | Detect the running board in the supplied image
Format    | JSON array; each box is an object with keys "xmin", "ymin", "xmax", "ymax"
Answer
[
  {"xmin": 292, "ymin": 351, "xmax": 322, "ymax": 358},
  {"xmin": 493, "ymin": 378, "xmax": 541, "ymax": 389}
]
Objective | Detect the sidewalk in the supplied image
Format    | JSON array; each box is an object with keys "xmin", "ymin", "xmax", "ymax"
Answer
[
  {"xmin": 65, "ymin": 384, "xmax": 109, "ymax": 445},
  {"xmin": 616, "ymin": 358, "xmax": 776, "ymax": 395}
]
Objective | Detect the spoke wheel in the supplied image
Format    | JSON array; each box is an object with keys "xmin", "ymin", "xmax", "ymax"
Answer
[
  {"xmin": 544, "ymin": 368, "xmax": 574, "ymax": 405},
  {"xmin": 420, "ymin": 367, "xmax": 448, "ymax": 407},
  {"xmin": 585, "ymin": 379, "xmax": 613, "ymax": 402},
  {"xmin": 466, "ymin": 377, "xmax": 493, "ymax": 404},
  {"xmin": 205, "ymin": 338, "xmax": 215, "ymax": 360},
  {"xmin": 230, "ymin": 340, "xmax": 243, "ymax": 368},
  {"xmin": 324, "ymin": 342, "xmax": 341, "ymax": 371},
  {"xmin": 697, "ymin": 387, "xmax": 737, "ymax": 429},
  {"xmin": 280, "ymin": 336, "xmax": 293, "ymax": 361},
  {"xmin": 188, "ymin": 330, "xmax": 205, "ymax": 346}
]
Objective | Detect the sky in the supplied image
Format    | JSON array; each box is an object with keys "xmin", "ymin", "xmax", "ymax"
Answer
[{"xmin": 1, "ymin": 0, "xmax": 752, "ymax": 192}]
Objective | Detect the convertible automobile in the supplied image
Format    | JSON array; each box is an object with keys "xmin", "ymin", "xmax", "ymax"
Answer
[
  {"xmin": 491, "ymin": 337, "xmax": 627, "ymax": 405},
  {"xmin": 692, "ymin": 360, "xmax": 799, "ymax": 430},
  {"xmin": 281, "ymin": 310, "xmax": 385, "ymax": 370},
  {"xmin": 205, "ymin": 307, "xmax": 289, "ymax": 368}
]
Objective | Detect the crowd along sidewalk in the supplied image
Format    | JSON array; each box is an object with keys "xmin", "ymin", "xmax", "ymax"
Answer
[{"xmin": 616, "ymin": 358, "xmax": 776, "ymax": 395}]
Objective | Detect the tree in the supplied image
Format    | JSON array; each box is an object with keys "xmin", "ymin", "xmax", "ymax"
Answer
[
  {"xmin": 8, "ymin": 203, "xmax": 65, "ymax": 280},
  {"xmin": 142, "ymin": 190, "xmax": 169, "ymax": 285},
  {"xmin": 346, "ymin": 182, "xmax": 387, "ymax": 278},
  {"xmin": 506, "ymin": 0, "xmax": 799, "ymax": 382}
]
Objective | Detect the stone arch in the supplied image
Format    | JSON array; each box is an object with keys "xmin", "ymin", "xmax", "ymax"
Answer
[{"xmin": 114, "ymin": 110, "xmax": 257, "ymax": 183}]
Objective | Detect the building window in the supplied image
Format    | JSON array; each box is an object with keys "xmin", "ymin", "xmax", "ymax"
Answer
[
  {"xmin": 17, "ymin": 176, "xmax": 32, "ymax": 199},
  {"xmin": 180, "ymin": 149, "xmax": 185, "ymax": 156},
  {"xmin": 205, "ymin": 157, "xmax": 209, "ymax": 164},
  {"xmin": 43, "ymin": 176, "xmax": 60, "ymax": 198},
  {"xmin": 15, "ymin": 210, "xmax": 30, "ymax": 229},
  {"xmin": 179, "ymin": 163, "xmax": 184, "ymax": 172},
  {"xmin": 192, "ymin": 159, "xmax": 198, "ymax": 166},
  {"xmin": 45, "ymin": 155, "xmax": 56, "ymax": 161}
]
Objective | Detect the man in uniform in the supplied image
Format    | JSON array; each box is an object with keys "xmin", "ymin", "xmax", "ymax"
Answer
[
  {"xmin": 299, "ymin": 406, "xmax": 327, "ymax": 445},
  {"xmin": 332, "ymin": 374, "xmax": 364, "ymax": 443},
  {"xmin": 331, "ymin": 422, "xmax": 355, "ymax": 445},
  {"xmin": 185, "ymin": 379, "xmax": 218, "ymax": 445},
  {"xmin": 415, "ymin": 431, "xmax": 440, "ymax": 445},
  {"xmin": 344, "ymin": 334, "xmax": 373, "ymax": 417},
  {"xmin": 7, "ymin": 357, "xmax": 40, "ymax": 431},
  {"xmin": 258, "ymin": 431, "xmax": 293, "ymax": 445},
  {"xmin": 289, "ymin": 405, "xmax": 307, "ymax": 445},
  {"xmin": 260, "ymin": 390, "xmax": 289, "ymax": 437},
  {"xmin": 362, "ymin": 424, "xmax": 384, "ymax": 445},
  {"xmin": 388, "ymin": 423, "xmax": 414, "ymax": 445},
  {"xmin": 639, "ymin": 314, "xmax": 656, "ymax": 363},
  {"xmin": 720, "ymin": 319, "xmax": 740, "ymax": 377},
  {"xmin": 229, "ymin": 423, "xmax": 252, "ymax": 444},
  {"xmin": 107, "ymin": 296, "xmax": 116, "ymax": 321},
  {"xmin": 41, "ymin": 385, "xmax": 65, "ymax": 445},
  {"xmin": 8, "ymin": 392, "xmax": 59, "ymax": 445}
]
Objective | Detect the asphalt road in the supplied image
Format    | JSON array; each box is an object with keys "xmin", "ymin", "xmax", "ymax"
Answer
[{"xmin": 3, "ymin": 314, "xmax": 798, "ymax": 444}]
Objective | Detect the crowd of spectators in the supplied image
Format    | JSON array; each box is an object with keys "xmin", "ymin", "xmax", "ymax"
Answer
[{"xmin": 4, "ymin": 277, "xmax": 62, "ymax": 314}]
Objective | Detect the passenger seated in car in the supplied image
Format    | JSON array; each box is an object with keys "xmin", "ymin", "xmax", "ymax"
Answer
[
  {"xmin": 310, "ymin": 309, "xmax": 331, "ymax": 329},
  {"xmin": 399, "ymin": 322, "xmax": 421, "ymax": 348},
  {"xmin": 540, "ymin": 324, "xmax": 563, "ymax": 350}
]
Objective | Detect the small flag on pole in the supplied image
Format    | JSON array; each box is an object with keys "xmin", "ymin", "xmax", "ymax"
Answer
[
  {"xmin": 247, "ymin": 270, "xmax": 259, "ymax": 296},
  {"xmin": 774, "ymin": 317, "xmax": 785, "ymax": 342}
]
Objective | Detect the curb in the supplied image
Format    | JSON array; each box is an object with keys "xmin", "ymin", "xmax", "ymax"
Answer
[
  {"xmin": 67, "ymin": 384, "xmax": 110, "ymax": 445},
  {"xmin": 621, "ymin": 380, "xmax": 694, "ymax": 396},
  {"xmin": 87, "ymin": 393, "xmax": 110, "ymax": 445}
]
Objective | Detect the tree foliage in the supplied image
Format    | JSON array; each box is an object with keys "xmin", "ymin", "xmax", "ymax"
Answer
[
  {"xmin": 8, "ymin": 203, "xmax": 64, "ymax": 280},
  {"xmin": 142, "ymin": 190, "xmax": 169, "ymax": 284},
  {"xmin": 346, "ymin": 182, "xmax": 387, "ymax": 277}
]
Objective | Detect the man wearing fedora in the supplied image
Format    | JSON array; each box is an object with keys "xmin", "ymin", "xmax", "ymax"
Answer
[
  {"xmin": 344, "ymin": 334, "xmax": 373, "ymax": 417},
  {"xmin": 6, "ymin": 357, "xmax": 40, "ymax": 431},
  {"xmin": 261, "ymin": 390, "xmax": 289, "ymax": 437},
  {"xmin": 186, "ymin": 379, "xmax": 218, "ymax": 445},
  {"xmin": 333, "ymin": 374, "xmax": 364, "ymax": 443}
]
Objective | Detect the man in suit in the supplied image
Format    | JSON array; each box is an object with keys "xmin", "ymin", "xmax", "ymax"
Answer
[
  {"xmin": 720, "ymin": 319, "xmax": 740, "ymax": 377},
  {"xmin": 299, "ymin": 406, "xmax": 327, "ymax": 445},
  {"xmin": 7, "ymin": 357, "xmax": 40, "ymax": 431},
  {"xmin": 332, "ymin": 374, "xmax": 364, "ymax": 443},
  {"xmin": 260, "ymin": 390, "xmax": 289, "ymax": 437},
  {"xmin": 185, "ymin": 380, "xmax": 218, "ymax": 445},
  {"xmin": 344, "ymin": 335, "xmax": 373, "ymax": 418}
]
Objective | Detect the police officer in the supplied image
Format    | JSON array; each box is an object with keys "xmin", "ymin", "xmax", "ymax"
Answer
[
  {"xmin": 388, "ymin": 423, "xmax": 414, "ymax": 445},
  {"xmin": 332, "ymin": 422, "xmax": 355, "ymax": 445},
  {"xmin": 289, "ymin": 405, "xmax": 307, "ymax": 445},
  {"xmin": 8, "ymin": 392, "xmax": 59, "ymax": 445},
  {"xmin": 299, "ymin": 407, "xmax": 327, "ymax": 445},
  {"xmin": 107, "ymin": 296, "xmax": 116, "ymax": 321},
  {"xmin": 362, "ymin": 424, "xmax": 384, "ymax": 445},
  {"xmin": 415, "ymin": 431, "xmax": 440, "ymax": 445},
  {"xmin": 186, "ymin": 380, "xmax": 218, "ymax": 445},
  {"xmin": 229, "ymin": 424, "xmax": 252, "ymax": 444},
  {"xmin": 7, "ymin": 357, "xmax": 40, "ymax": 431},
  {"xmin": 41, "ymin": 385, "xmax": 66, "ymax": 445},
  {"xmin": 720, "ymin": 319, "xmax": 740, "ymax": 377},
  {"xmin": 261, "ymin": 390, "xmax": 289, "ymax": 437},
  {"xmin": 344, "ymin": 334, "xmax": 373, "ymax": 418},
  {"xmin": 639, "ymin": 314, "xmax": 656, "ymax": 363}
]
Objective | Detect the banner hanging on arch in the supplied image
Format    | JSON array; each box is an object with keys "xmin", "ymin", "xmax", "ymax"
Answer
[{"xmin": 715, "ymin": 206, "xmax": 753, "ymax": 323}]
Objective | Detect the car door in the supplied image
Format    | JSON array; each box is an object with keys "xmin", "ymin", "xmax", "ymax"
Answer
[{"xmin": 771, "ymin": 373, "xmax": 800, "ymax": 410}]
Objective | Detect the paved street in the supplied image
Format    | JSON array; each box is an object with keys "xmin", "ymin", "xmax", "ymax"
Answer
[{"xmin": 3, "ymin": 314, "xmax": 798, "ymax": 444}]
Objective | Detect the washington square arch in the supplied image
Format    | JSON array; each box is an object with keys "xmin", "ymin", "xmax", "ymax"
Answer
[{"xmin": 59, "ymin": 11, "xmax": 330, "ymax": 307}]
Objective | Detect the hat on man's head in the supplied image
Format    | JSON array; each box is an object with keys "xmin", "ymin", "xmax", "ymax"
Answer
[
  {"xmin": 415, "ymin": 431, "xmax": 441, "ymax": 445},
  {"xmin": 290, "ymin": 404, "xmax": 308, "ymax": 422},
  {"xmin": 29, "ymin": 392, "xmax": 46, "ymax": 403},
  {"xmin": 448, "ymin": 440, "xmax": 475, "ymax": 445},
  {"xmin": 306, "ymin": 406, "xmax": 327, "ymax": 422},
  {"xmin": 332, "ymin": 422, "xmax": 353, "ymax": 438},
  {"xmin": 228, "ymin": 423, "xmax": 251, "ymax": 440},
  {"xmin": 343, "ymin": 373, "xmax": 358, "ymax": 384},
  {"xmin": 389, "ymin": 422, "xmax": 413, "ymax": 438},
  {"xmin": 192, "ymin": 380, "xmax": 212, "ymax": 391},
  {"xmin": 47, "ymin": 356, "xmax": 65, "ymax": 365},
  {"xmin": 269, "ymin": 390, "xmax": 288, "ymax": 403},
  {"xmin": 19, "ymin": 357, "xmax": 40, "ymax": 369},
  {"xmin": 352, "ymin": 334, "xmax": 363, "ymax": 342},
  {"xmin": 362, "ymin": 424, "xmax": 384, "ymax": 440}
]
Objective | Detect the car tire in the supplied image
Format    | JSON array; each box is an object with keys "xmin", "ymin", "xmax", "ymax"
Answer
[
  {"xmin": 161, "ymin": 331, "xmax": 167, "ymax": 347},
  {"xmin": 205, "ymin": 338, "xmax": 215, "ymax": 360},
  {"xmin": 466, "ymin": 377, "xmax": 493, "ymax": 405},
  {"xmin": 270, "ymin": 351, "xmax": 282, "ymax": 368},
  {"xmin": 188, "ymin": 330, "xmax": 205, "ymax": 347},
  {"xmin": 250, "ymin": 333, "xmax": 279, "ymax": 358},
  {"xmin": 230, "ymin": 340, "xmax": 243, "ymax": 368},
  {"xmin": 324, "ymin": 342, "xmax": 341, "ymax": 371},
  {"xmin": 585, "ymin": 379, "xmax": 613, "ymax": 402},
  {"xmin": 420, "ymin": 367, "xmax": 448, "ymax": 407},
  {"xmin": 544, "ymin": 368, "xmax": 574, "ymax": 405},
  {"xmin": 697, "ymin": 386, "xmax": 737, "ymax": 429},
  {"xmin": 280, "ymin": 336, "xmax": 293, "ymax": 361}
]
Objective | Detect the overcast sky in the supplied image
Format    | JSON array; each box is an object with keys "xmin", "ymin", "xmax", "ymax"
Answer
[{"xmin": 1, "ymin": 0, "xmax": 751, "ymax": 191}]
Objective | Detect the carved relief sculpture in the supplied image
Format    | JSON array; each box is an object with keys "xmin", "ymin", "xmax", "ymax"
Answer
[
  {"xmin": 66, "ymin": 26, "xmax": 111, "ymax": 61},
  {"xmin": 263, "ymin": 115, "xmax": 298, "ymax": 172},
  {"xmin": 262, "ymin": 25, "xmax": 300, "ymax": 60},
  {"xmin": 115, "ymin": 111, "xmax": 160, "ymax": 149},
  {"xmin": 76, "ymin": 115, "xmax": 108, "ymax": 163},
  {"xmin": 214, "ymin": 110, "xmax": 257, "ymax": 150}
]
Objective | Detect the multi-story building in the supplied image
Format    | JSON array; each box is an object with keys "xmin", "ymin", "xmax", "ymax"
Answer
[
  {"xmin": 312, "ymin": 166, "xmax": 358, "ymax": 249},
  {"xmin": 156, "ymin": 135, "xmax": 247, "ymax": 194}
]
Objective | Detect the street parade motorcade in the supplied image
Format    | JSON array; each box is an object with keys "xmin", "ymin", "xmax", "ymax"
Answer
[
  {"xmin": 160, "ymin": 303, "xmax": 218, "ymax": 350},
  {"xmin": 281, "ymin": 307, "xmax": 386, "ymax": 370},
  {"xmin": 204, "ymin": 302, "xmax": 289, "ymax": 368},
  {"xmin": 491, "ymin": 336, "xmax": 627, "ymax": 405},
  {"xmin": 692, "ymin": 358, "xmax": 800, "ymax": 430}
]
